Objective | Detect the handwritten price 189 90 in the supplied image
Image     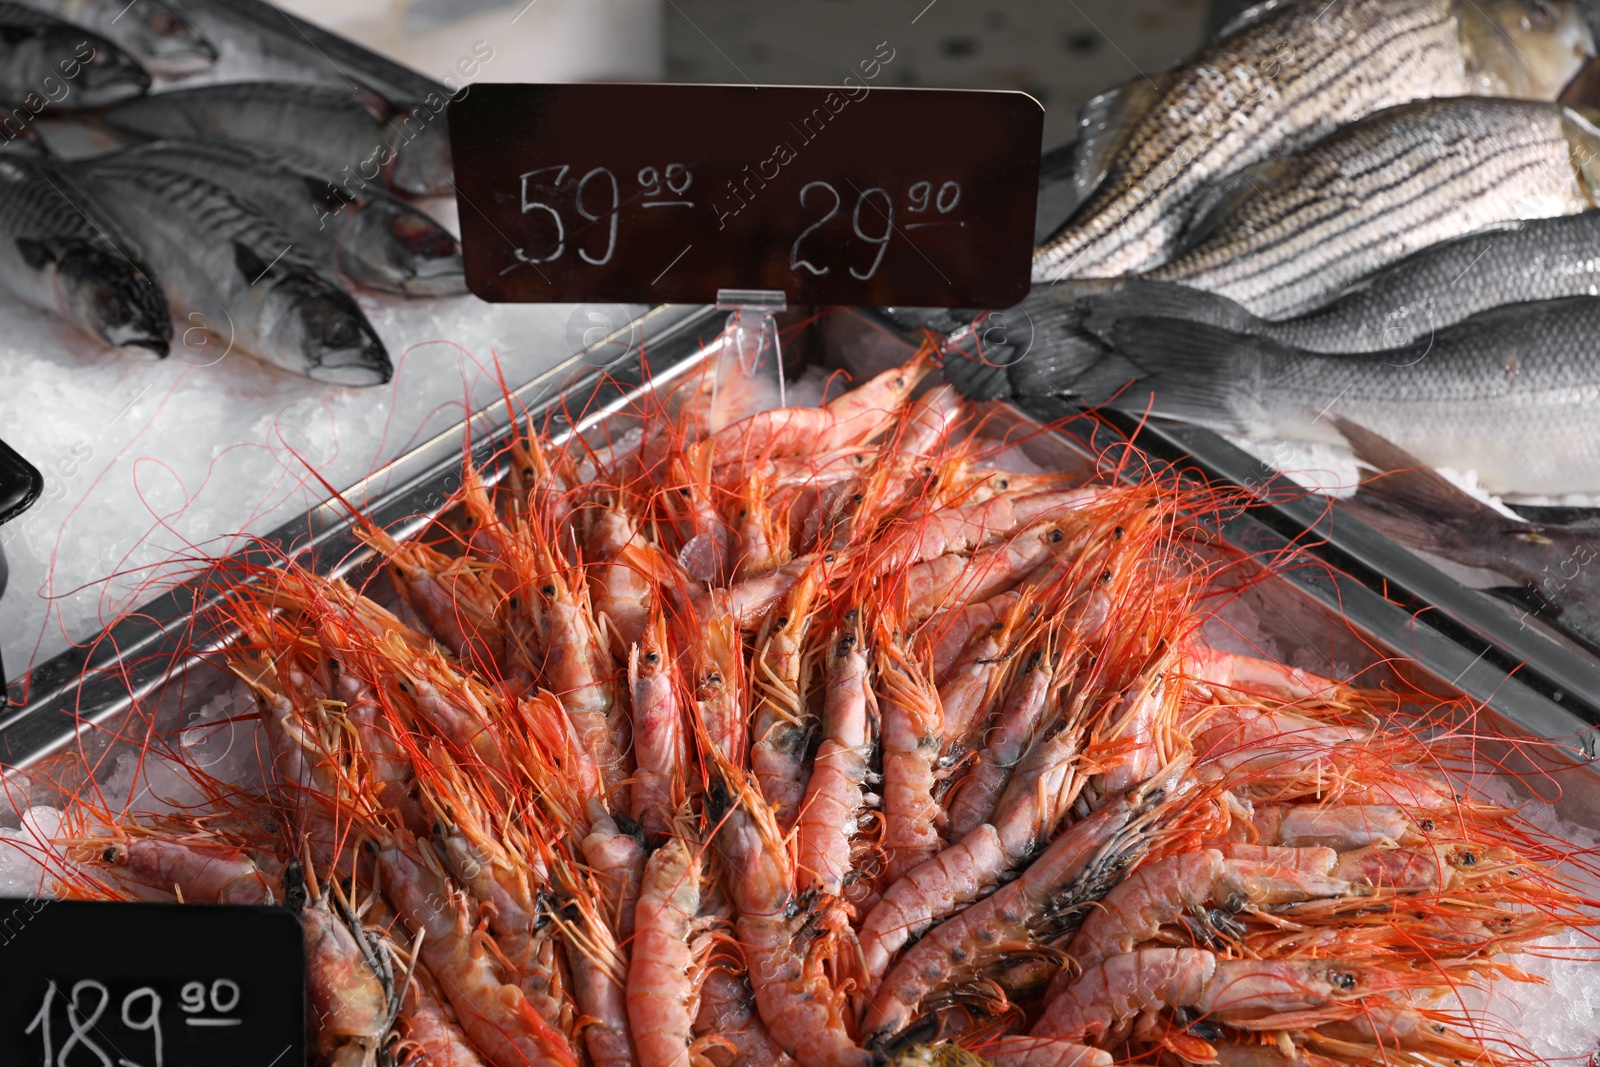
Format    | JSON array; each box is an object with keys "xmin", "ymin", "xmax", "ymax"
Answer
[
  {"xmin": 789, "ymin": 179, "xmax": 962, "ymax": 281},
  {"xmin": 26, "ymin": 978, "xmax": 242, "ymax": 1067}
]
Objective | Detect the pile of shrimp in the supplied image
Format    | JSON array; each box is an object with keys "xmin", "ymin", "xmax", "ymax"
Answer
[{"xmin": 44, "ymin": 342, "xmax": 1600, "ymax": 1067}]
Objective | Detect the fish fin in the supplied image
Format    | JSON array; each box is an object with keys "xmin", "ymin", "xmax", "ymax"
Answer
[
  {"xmin": 941, "ymin": 339, "xmax": 1015, "ymax": 400},
  {"xmin": 1066, "ymin": 74, "xmax": 1174, "ymax": 211},
  {"xmin": 1173, "ymin": 157, "xmax": 1299, "ymax": 256},
  {"xmin": 1335, "ymin": 417, "xmax": 1515, "ymax": 531},
  {"xmin": 1081, "ymin": 280, "xmax": 1263, "ymax": 340},
  {"xmin": 940, "ymin": 286, "xmax": 1107, "ymax": 399},
  {"xmin": 232, "ymin": 241, "xmax": 270, "ymax": 282},
  {"xmin": 15, "ymin": 238, "xmax": 55, "ymax": 270},
  {"xmin": 1213, "ymin": 0, "xmax": 1288, "ymax": 40},
  {"xmin": 1078, "ymin": 317, "xmax": 1258, "ymax": 431}
]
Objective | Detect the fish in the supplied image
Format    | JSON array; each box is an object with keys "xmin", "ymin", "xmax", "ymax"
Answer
[
  {"xmin": 1336, "ymin": 417, "xmax": 1600, "ymax": 654},
  {"xmin": 0, "ymin": 0, "xmax": 150, "ymax": 110},
  {"xmin": 106, "ymin": 139, "xmax": 466, "ymax": 297},
  {"xmin": 166, "ymin": 0, "xmax": 448, "ymax": 104},
  {"xmin": 947, "ymin": 98, "xmax": 1600, "ymax": 399},
  {"xmin": 1078, "ymin": 296, "xmax": 1600, "ymax": 495},
  {"xmin": 92, "ymin": 81, "xmax": 453, "ymax": 197},
  {"xmin": 1033, "ymin": 0, "xmax": 1594, "ymax": 281},
  {"xmin": 8, "ymin": 0, "xmax": 215, "ymax": 76},
  {"xmin": 1079, "ymin": 211, "xmax": 1600, "ymax": 353},
  {"xmin": 73, "ymin": 156, "xmax": 392, "ymax": 384},
  {"xmin": 0, "ymin": 141, "xmax": 169, "ymax": 353}
]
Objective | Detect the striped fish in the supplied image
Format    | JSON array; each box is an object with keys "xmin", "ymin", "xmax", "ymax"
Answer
[{"xmin": 1032, "ymin": 0, "xmax": 1594, "ymax": 281}]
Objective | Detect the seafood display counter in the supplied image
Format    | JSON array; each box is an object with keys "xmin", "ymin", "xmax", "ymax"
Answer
[{"xmin": 1, "ymin": 302, "xmax": 1596, "ymax": 1065}]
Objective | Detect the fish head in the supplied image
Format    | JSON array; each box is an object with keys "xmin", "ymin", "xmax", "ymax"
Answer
[
  {"xmin": 117, "ymin": 4, "xmax": 218, "ymax": 78},
  {"xmin": 73, "ymin": 36, "xmax": 153, "ymax": 107},
  {"xmin": 48, "ymin": 240, "xmax": 171, "ymax": 355},
  {"xmin": 339, "ymin": 197, "xmax": 466, "ymax": 296},
  {"xmin": 1457, "ymin": 0, "xmax": 1594, "ymax": 100},
  {"xmin": 388, "ymin": 111, "xmax": 453, "ymax": 197},
  {"xmin": 262, "ymin": 272, "xmax": 392, "ymax": 386}
]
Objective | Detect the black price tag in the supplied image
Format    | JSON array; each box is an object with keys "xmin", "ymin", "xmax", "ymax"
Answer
[
  {"xmin": 0, "ymin": 900, "xmax": 304, "ymax": 1067},
  {"xmin": 449, "ymin": 83, "xmax": 1043, "ymax": 307}
]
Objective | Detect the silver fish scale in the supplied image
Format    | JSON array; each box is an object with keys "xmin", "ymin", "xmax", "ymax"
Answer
[
  {"xmin": 1033, "ymin": 0, "xmax": 1471, "ymax": 279},
  {"xmin": 1149, "ymin": 98, "xmax": 1588, "ymax": 318},
  {"xmin": 1237, "ymin": 298, "xmax": 1600, "ymax": 493},
  {"xmin": 81, "ymin": 161, "xmax": 322, "ymax": 279},
  {"xmin": 1257, "ymin": 213, "xmax": 1600, "ymax": 351}
]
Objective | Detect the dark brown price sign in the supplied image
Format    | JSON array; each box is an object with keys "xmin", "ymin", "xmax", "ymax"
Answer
[{"xmin": 449, "ymin": 82, "xmax": 1042, "ymax": 307}]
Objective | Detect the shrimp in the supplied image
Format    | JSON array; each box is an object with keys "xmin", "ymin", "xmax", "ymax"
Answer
[
  {"xmin": 945, "ymin": 648, "xmax": 1054, "ymax": 841},
  {"xmin": 892, "ymin": 383, "xmax": 965, "ymax": 460},
  {"xmin": 1065, "ymin": 848, "xmax": 1360, "ymax": 968},
  {"xmin": 553, "ymin": 861, "xmax": 637, "ymax": 1067},
  {"xmin": 863, "ymin": 765, "xmax": 1192, "ymax": 1043},
  {"xmin": 695, "ymin": 966, "xmax": 796, "ymax": 1067},
  {"xmin": 1085, "ymin": 653, "xmax": 1186, "ymax": 803},
  {"xmin": 710, "ymin": 774, "xmax": 871, "ymax": 1067},
  {"xmin": 876, "ymin": 621, "xmax": 944, "ymax": 882},
  {"xmin": 587, "ymin": 502, "xmax": 661, "ymax": 652},
  {"xmin": 795, "ymin": 613, "xmax": 878, "ymax": 896},
  {"xmin": 629, "ymin": 835, "xmax": 721, "ymax": 1067},
  {"xmin": 733, "ymin": 471, "xmax": 791, "ymax": 580},
  {"xmin": 750, "ymin": 569, "xmax": 822, "ymax": 829},
  {"xmin": 696, "ymin": 612, "xmax": 748, "ymax": 764},
  {"xmin": 904, "ymin": 523, "xmax": 1066, "ymax": 622},
  {"xmin": 378, "ymin": 838, "xmax": 580, "ymax": 1067},
  {"xmin": 1184, "ymin": 645, "xmax": 1372, "ymax": 710},
  {"xmin": 358, "ymin": 522, "xmax": 506, "ymax": 674},
  {"xmin": 1307, "ymin": 1003, "xmax": 1509, "ymax": 1065},
  {"xmin": 1227, "ymin": 803, "xmax": 1427, "ymax": 851},
  {"xmin": 1033, "ymin": 948, "xmax": 1418, "ymax": 1046},
  {"xmin": 81, "ymin": 831, "xmax": 276, "ymax": 905},
  {"xmin": 532, "ymin": 537, "xmax": 630, "ymax": 800},
  {"xmin": 921, "ymin": 591, "xmax": 1021, "ymax": 681},
  {"xmin": 394, "ymin": 966, "xmax": 490, "ymax": 1066},
  {"xmin": 296, "ymin": 869, "xmax": 396, "ymax": 1067},
  {"xmin": 980, "ymin": 1037, "xmax": 1111, "ymax": 1067},
  {"xmin": 581, "ymin": 807, "xmax": 648, "ymax": 944},
  {"xmin": 632, "ymin": 610, "xmax": 689, "ymax": 842}
]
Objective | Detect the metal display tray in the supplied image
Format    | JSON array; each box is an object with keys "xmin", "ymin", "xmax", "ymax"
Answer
[{"xmin": 3, "ymin": 303, "xmax": 1596, "ymax": 831}]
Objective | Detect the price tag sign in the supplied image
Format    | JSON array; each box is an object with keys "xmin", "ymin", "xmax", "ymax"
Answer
[
  {"xmin": 0, "ymin": 899, "xmax": 304, "ymax": 1067},
  {"xmin": 449, "ymin": 82, "xmax": 1043, "ymax": 307}
]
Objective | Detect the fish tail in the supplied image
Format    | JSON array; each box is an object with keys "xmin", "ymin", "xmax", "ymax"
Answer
[
  {"xmin": 1080, "ymin": 280, "xmax": 1263, "ymax": 340},
  {"xmin": 1069, "ymin": 316, "xmax": 1280, "ymax": 434}
]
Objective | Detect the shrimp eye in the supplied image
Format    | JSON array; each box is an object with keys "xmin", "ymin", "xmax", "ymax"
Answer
[
  {"xmin": 824, "ymin": 553, "xmax": 836, "ymax": 564},
  {"xmin": 776, "ymin": 616, "xmax": 789, "ymax": 626},
  {"xmin": 1100, "ymin": 569, "xmax": 1113, "ymax": 583},
  {"xmin": 102, "ymin": 847, "xmax": 121, "ymax": 864},
  {"xmin": 705, "ymin": 672, "xmax": 721, "ymax": 685},
  {"xmin": 509, "ymin": 597, "xmax": 519, "ymax": 609},
  {"xmin": 1419, "ymin": 819, "xmax": 1435, "ymax": 832},
  {"xmin": 852, "ymin": 494, "xmax": 863, "ymax": 504},
  {"xmin": 738, "ymin": 509, "xmax": 748, "ymax": 518},
  {"xmin": 893, "ymin": 376, "xmax": 905, "ymax": 387},
  {"xmin": 521, "ymin": 466, "xmax": 534, "ymax": 478},
  {"xmin": 1113, "ymin": 525, "xmax": 1125, "ymax": 539},
  {"xmin": 1457, "ymin": 851, "xmax": 1477, "ymax": 866},
  {"xmin": 679, "ymin": 487, "xmax": 691, "ymax": 496},
  {"xmin": 1433, "ymin": 1025, "xmax": 1448, "ymax": 1035},
  {"xmin": 645, "ymin": 652, "xmax": 660, "ymax": 665},
  {"xmin": 1049, "ymin": 529, "xmax": 1064, "ymax": 544},
  {"xmin": 397, "ymin": 680, "xmax": 411, "ymax": 694},
  {"xmin": 541, "ymin": 584, "xmax": 556, "ymax": 596},
  {"xmin": 1331, "ymin": 971, "xmax": 1356, "ymax": 991},
  {"xmin": 328, "ymin": 658, "xmax": 340, "ymax": 673}
]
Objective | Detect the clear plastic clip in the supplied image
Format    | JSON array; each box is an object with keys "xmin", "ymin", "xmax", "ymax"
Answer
[{"xmin": 710, "ymin": 288, "xmax": 787, "ymax": 432}]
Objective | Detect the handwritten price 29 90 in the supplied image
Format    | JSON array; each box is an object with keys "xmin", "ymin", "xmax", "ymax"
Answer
[{"xmin": 789, "ymin": 179, "xmax": 963, "ymax": 281}]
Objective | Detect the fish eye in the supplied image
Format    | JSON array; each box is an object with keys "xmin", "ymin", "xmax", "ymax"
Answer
[{"xmin": 1529, "ymin": 0, "xmax": 1556, "ymax": 25}]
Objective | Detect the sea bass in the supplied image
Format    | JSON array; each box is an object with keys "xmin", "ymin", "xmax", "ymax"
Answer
[
  {"xmin": 0, "ymin": 145, "xmax": 169, "ymax": 353},
  {"xmin": 9, "ymin": 0, "xmax": 215, "ymax": 76},
  {"xmin": 1140, "ymin": 98, "xmax": 1600, "ymax": 319},
  {"xmin": 74, "ymin": 158, "xmax": 391, "ymax": 385},
  {"xmin": 93, "ymin": 81, "xmax": 452, "ymax": 196},
  {"xmin": 0, "ymin": 0, "xmax": 149, "ymax": 109},
  {"xmin": 1033, "ymin": 0, "xmax": 1594, "ymax": 281},
  {"xmin": 1081, "ymin": 212, "xmax": 1600, "ymax": 353},
  {"xmin": 1084, "ymin": 297, "xmax": 1600, "ymax": 495},
  {"xmin": 107, "ymin": 139, "xmax": 466, "ymax": 297}
]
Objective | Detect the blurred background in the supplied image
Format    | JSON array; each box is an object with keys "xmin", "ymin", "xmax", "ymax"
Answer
[{"xmin": 270, "ymin": 0, "xmax": 1213, "ymax": 149}]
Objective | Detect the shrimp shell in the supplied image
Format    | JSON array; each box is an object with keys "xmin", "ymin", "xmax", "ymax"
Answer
[
  {"xmin": 945, "ymin": 649, "xmax": 1055, "ymax": 841},
  {"xmin": 877, "ymin": 627, "xmax": 945, "ymax": 882},
  {"xmin": 794, "ymin": 617, "xmax": 878, "ymax": 896},
  {"xmin": 630, "ymin": 836, "xmax": 708, "ymax": 1067}
]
